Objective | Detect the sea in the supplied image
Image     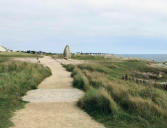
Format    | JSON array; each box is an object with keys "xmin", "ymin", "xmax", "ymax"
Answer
[{"xmin": 118, "ymin": 54, "xmax": 167, "ymax": 62}]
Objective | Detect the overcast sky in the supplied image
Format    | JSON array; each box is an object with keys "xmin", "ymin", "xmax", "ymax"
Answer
[{"xmin": 0, "ymin": 0, "xmax": 167, "ymax": 53}]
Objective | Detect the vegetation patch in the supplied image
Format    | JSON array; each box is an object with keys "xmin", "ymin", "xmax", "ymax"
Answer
[
  {"xmin": 64, "ymin": 55, "xmax": 167, "ymax": 128},
  {"xmin": 0, "ymin": 58, "xmax": 51, "ymax": 128},
  {"xmin": 0, "ymin": 52, "xmax": 40, "ymax": 58}
]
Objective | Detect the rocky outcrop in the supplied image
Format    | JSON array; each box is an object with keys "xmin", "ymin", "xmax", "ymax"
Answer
[{"xmin": 63, "ymin": 45, "xmax": 71, "ymax": 59}]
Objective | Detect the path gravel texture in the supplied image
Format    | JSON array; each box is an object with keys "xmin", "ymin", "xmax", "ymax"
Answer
[
  {"xmin": 10, "ymin": 56, "xmax": 105, "ymax": 128},
  {"xmin": 23, "ymin": 89, "xmax": 84, "ymax": 103}
]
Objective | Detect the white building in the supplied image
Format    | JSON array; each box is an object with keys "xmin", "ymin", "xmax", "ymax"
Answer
[{"xmin": 0, "ymin": 45, "xmax": 8, "ymax": 52}]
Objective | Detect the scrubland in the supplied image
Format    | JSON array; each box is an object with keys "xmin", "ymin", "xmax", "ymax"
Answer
[
  {"xmin": 0, "ymin": 53, "xmax": 51, "ymax": 128},
  {"xmin": 64, "ymin": 55, "xmax": 167, "ymax": 128}
]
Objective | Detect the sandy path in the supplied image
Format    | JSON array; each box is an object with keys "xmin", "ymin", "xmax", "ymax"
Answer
[{"xmin": 10, "ymin": 56, "xmax": 104, "ymax": 128}]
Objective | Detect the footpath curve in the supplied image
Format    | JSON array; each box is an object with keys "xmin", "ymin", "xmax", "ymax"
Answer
[{"xmin": 11, "ymin": 56, "xmax": 104, "ymax": 128}]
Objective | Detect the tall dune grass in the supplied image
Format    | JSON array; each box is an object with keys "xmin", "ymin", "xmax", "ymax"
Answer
[
  {"xmin": 64, "ymin": 56, "xmax": 167, "ymax": 128},
  {"xmin": 0, "ymin": 59, "xmax": 51, "ymax": 128}
]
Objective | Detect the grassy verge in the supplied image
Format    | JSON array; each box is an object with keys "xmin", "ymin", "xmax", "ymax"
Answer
[
  {"xmin": 0, "ymin": 52, "xmax": 41, "ymax": 64},
  {"xmin": 72, "ymin": 54, "xmax": 106, "ymax": 60},
  {"xmin": 0, "ymin": 52, "xmax": 40, "ymax": 57},
  {"xmin": 64, "ymin": 55, "xmax": 167, "ymax": 128},
  {"xmin": 0, "ymin": 57, "xmax": 51, "ymax": 128}
]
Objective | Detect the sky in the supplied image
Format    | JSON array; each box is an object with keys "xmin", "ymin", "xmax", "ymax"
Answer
[{"xmin": 0, "ymin": 0, "xmax": 167, "ymax": 54}]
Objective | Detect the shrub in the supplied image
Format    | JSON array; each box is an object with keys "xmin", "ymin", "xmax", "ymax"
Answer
[
  {"xmin": 73, "ymin": 70, "xmax": 90, "ymax": 91},
  {"xmin": 78, "ymin": 88, "xmax": 118, "ymax": 114},
  {"xmin": 64, "ymin": 64, "xmax": 75, "ymax": 72}
]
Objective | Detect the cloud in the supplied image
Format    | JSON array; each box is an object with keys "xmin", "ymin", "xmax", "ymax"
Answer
[{"xmin": 0, "ymin": 0, "xmax": 166, "ymax": 52}]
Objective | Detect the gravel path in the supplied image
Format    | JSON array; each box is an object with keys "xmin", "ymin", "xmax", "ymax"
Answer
[
  {"xmin": 10, "ymin": 56, "xmax": 105, "ymax": 128},
  {"xmin": 23, "ymin": 89, "xmax": 84, "ymax": 103}
]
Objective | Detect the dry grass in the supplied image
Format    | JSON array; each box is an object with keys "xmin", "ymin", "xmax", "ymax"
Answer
[
  {"xmin": 0, "ymin": 58, "xmax": 51, "ymax": 128},
  {"xmin": 64, "ymin": 56, "xmax": 167, "ymax": 128},
  {"xmin": 0, "ymin": 52, "xmax": 39, "ymax": 57}
]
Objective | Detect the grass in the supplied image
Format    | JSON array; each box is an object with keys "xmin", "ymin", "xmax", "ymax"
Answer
[
  {"xmin": 64, "ymin": 55, "xmax": 167, "ymax": 128},
  {"xmin": 51, "ymin": 54, "xmax": 64, "ymax": 59},
  {"xmin": 0, "ymin": 55, "xmax": 51, "ymax": 128},
  {"xmin": 72, "ymin": 54, "xmax": 106, "ymax": 60},
  {"xmin": 0, "ymin": 52, "xmax": 40, "ymax": 57},
  {"xmin": 0, "ymin": 52, "xmax": 40, "ymax": 64}
]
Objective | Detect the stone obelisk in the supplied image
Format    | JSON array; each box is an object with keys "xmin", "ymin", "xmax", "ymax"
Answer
[{"xmin": 63, "ymin": 45, "xmax": 71, "ymax": 59}]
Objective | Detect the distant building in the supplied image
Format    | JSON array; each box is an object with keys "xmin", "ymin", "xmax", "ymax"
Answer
[{"xmin": 0, "ymin": 45, "xmax": 8, "ymax": 52}]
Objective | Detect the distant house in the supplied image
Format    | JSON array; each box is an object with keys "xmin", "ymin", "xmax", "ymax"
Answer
[{"xmin": 0, "ymin": 45, "xmax": 8, "ymax": 52}]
